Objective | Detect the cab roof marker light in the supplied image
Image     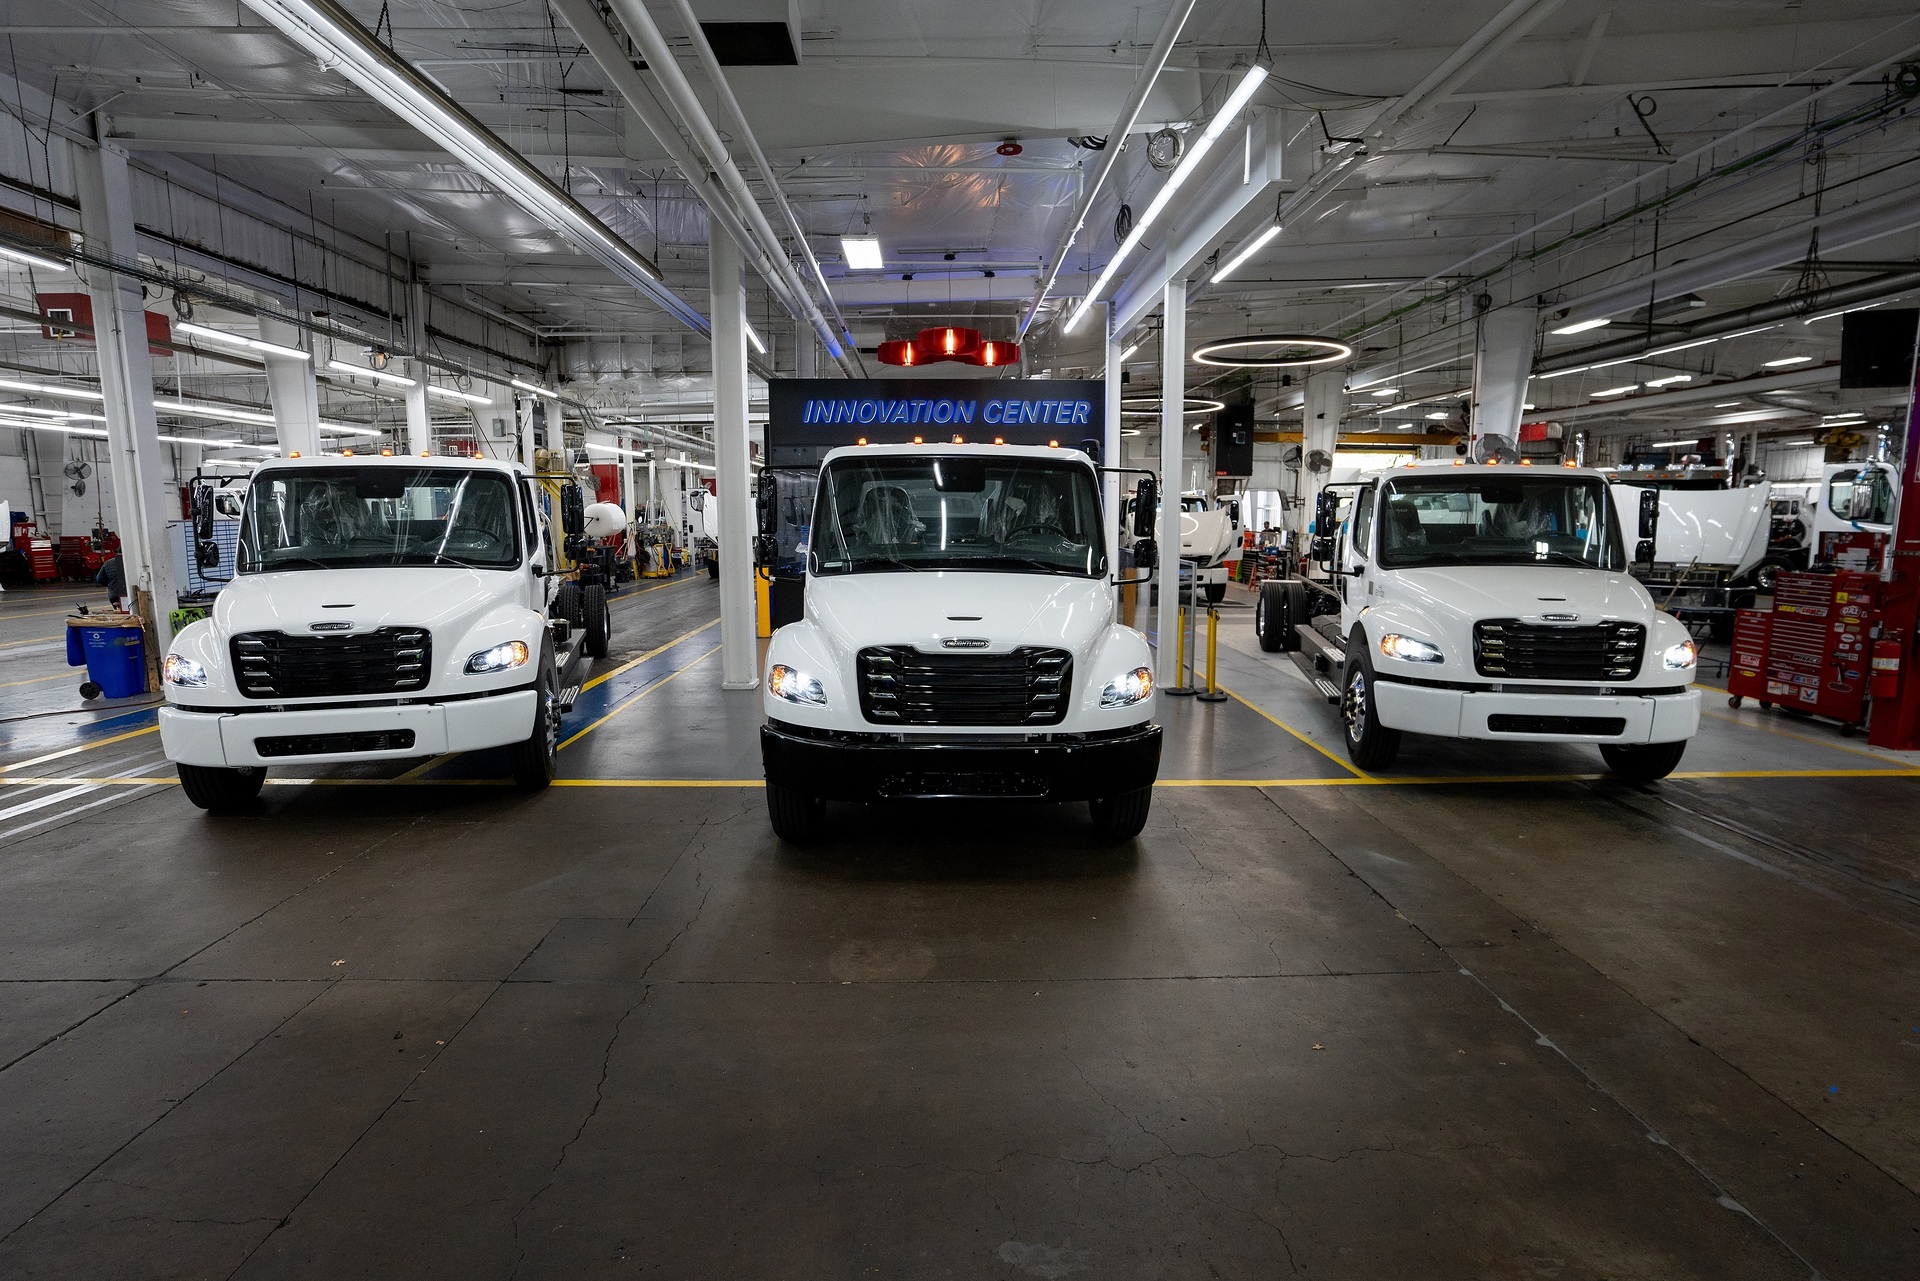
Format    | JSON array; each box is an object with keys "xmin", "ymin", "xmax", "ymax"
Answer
[
  {"xmin": 0, "ymin": 243, "xmax": 69, "ymax": 271},
  {"xmin": 326, "ymin": 358, "xmax": 415, "ymax": 387},
  {"xmin": 1063, "ymin": 63, "xmax": 1269, "ymax": 334},
  {"xmin": 176, "ymin": 321, "xmax": 309, "ymax": 361}
]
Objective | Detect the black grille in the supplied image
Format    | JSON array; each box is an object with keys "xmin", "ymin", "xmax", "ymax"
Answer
[
  {"xmin": 1486, "ymin": 715, "xmax": 1627, "ymax": 737},
  {"xmin": 857, "ymin": 646, "xmax": 1071, "ymax": 726},
  {"xmin": 1473, "ymin": 620, "xmax": 1644, "ymax": 682},
  {"xmin": 254, "ymin": 730, "xmax": 417, "ymax": 758},
  {"xmin": 231, "ymin": 628, "xmax": 432, "ymax": 699}
]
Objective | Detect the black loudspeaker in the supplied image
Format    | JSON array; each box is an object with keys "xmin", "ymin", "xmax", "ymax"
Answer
[
  {"xmin": 1840, "ymin": 308, "xmax": 1918, "ymax": 388},
  {"xmin": 1215, "ymin": 403, "xmax": 1254, "ymax": 477}
]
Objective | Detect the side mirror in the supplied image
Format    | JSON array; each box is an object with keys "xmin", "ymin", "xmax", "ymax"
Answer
[
  {"xmin": 189, "ymin": 486, "xmax": 220, "ymax": 569},
  {"xmin": 1636, "ymin": 538, "xmax": 1656, "ymax": 568},
  {"xmin": 1637, "ymin": 487, "xmax": 1659, "ymax": 541},
  {"xmin": 1313, "ymin": 488, "xmax": 1337, "ymax": 536},
  {"xmin": 1131, "ymin": 475, "xmax": 1158, "ymax": 539},
  {"xmin": 1226, "ymin": 500, "xmax": 1241, "ymax": 528},
  {"xmin": 1133, "ymin": 538, "xmax": 1158, "ymax": 571},
  {"xmin": 1310, "ymin": 534, "xmax": 1333, "ymax": 564},
  {"xmin": 686, "ymin": 488, "xmax": 706, "ymax": 513},
  {"xmin": 560, "ymin": 482, "xmax": 586, "ymax": 540}
]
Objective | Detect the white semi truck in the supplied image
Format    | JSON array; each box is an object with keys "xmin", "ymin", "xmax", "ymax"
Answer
[
  {"xmin": 159, "ymin": 454, "xmax": 612, "ymax": 809},
  {"xmin": 756, "ymin": 442, "xmax": 1163, "ymax": 841},
  {"xmin": 1255, "ymin": 461, "xmax": 1702, "ymax": 780}
]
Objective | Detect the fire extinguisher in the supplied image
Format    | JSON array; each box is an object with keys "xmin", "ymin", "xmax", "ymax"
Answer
[{"xmin": 1871, "ymin": 633, "xmax": 1904, "ymax": 699}]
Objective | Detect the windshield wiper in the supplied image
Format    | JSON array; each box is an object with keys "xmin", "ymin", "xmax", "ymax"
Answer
[
  {"xmin": 1527, "ymin": 549, "xmax": 1608, "ymax": 570},
  {"xmin": 978, "ymin": 556, "xmax": 1084, "ymax": 576},
  {"xmin": 255, "ymin": 554, "xmax": 339, "ymax": 572},
  {"xmin": 849, "ymin": 556, "xmax": 923, "ymax": 572}
]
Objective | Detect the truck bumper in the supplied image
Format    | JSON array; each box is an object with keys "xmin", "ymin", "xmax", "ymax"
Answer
[
  {"xmin": 159, "ymin": 690, "xmax": 538, "ymax": 768},
  {"xmin": 1372, "ymin": 682, "xmax": 1701, "ymax": 745},
  {"xmin": 761, "ymin": 721, "xmax": 1162, "ymax": 802}
]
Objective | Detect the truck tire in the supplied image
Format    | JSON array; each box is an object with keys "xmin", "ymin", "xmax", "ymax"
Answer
[
  {"xmin": 551, "ymin": 581, "xmax": 583, "ymax": 627},
  {"xmin": 1089, "ymin": 787, "xmax": 1152, "ymax": 841},
  {"xmin": 1754, "ymin": 559, "xmax": 1789, "ymax": 594},
  {"xmin": 178, "ymin": 763, "xmax": 266, "ymax": 813},
  {"xmin": 1599, "ymin": 740, "xmax": 1687, "ymax": 782},
  {"xmin": 1255, "ymin": 580, "xmax": 1295, "ymax": 652},
  {"xmin": 508, "ymin": 651, "xmax": 560, "ymax": 791},
  {"xmin": 1204, "ymin": 581, "xmax": 1226, "ymax": 604},
  {"xmin": 707, "ymin": 557, "xmax": 719, "ymax": 580},
  {"xmin": 581, "ymin": 584, "xmax": 609, "ymax": 659},
  {"xmin": 766, "ymin": 783, "xmax": 824, "ymax": 841},
  {"xmin": 1341, "ymin": 634, "xmax": 1401, "ymax": 770}
]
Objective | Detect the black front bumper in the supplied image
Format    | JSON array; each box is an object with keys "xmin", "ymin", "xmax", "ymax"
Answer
[{"xmin": 761, "ymin": 721, "xmax": 1162, "ymax": 802}]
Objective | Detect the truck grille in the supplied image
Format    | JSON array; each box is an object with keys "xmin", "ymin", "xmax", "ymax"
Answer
[
  {"xmin": 230, "ymin": 628, "xmax": 432, "ymax": 699},
  {"xmin": 1473, "ymin": 621, "xmax": 1644, "ymax": 682},
  {"xmin": 857, "ymin": 646, "xmax": 1071, "ymax": 727}
]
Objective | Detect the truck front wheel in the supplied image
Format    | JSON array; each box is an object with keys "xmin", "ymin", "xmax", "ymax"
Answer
[
  {"xmin": 1600, "ymin": 740, "xmax": 1687, "ymax": 782},
  {"xmin": 509, "ymin": 657, "xmax": 560, "ymax": 790},
  {"xmin": 1089, "ymin": 787, "xmax": 1152, "ymax": 841},
  {"xmin": 1341, "ymin": 637, "xmax": 1402, "ymax": 769},
  {"xmin": 1255, "ymin": 580, "xmax": 1297, "ymax": 652},
  {"xmin": 178, "ymin": 763, "xmax": 266, "ymax": 813},
  {"xmin": 766, "ymin": 783, "xmax": 824, "ymax": 841}
]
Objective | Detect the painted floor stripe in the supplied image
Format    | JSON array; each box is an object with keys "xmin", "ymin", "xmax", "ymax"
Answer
[
  {"xmin": 1216, "ymin": 683, "xmax": 1368, "ymax": 777},
  {"xmin": 560, "ymin": 645, "xmax": 718, "ymax": 749},
  {"xmin": 580, "ymin": 618, "xmax": 720, "ymax": 692},
  {"xmin": 0, "ymin": 723, "xmax": 160, "ymax": 775}
]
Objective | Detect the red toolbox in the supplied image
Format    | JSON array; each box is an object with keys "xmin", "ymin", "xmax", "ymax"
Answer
[{"xmin": 1728, "ymin": 571, "xmax": 1876, "ymax": 729}]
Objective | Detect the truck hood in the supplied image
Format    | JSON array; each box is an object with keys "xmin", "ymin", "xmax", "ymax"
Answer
[
  {"xmin": 806, "ymin": 571, "xmax": 1112, "ymax": 657},
  {"xmin": 1384, "ymin": 565, "xmax": 1657, "ymax": 627},
  {"xmin": 213, "ymin": 565, "xmax": 517, "ymax": 638},
  {"xmin": 1612, "ymin": 483, "xmax": 1771, "ymax": 571}
]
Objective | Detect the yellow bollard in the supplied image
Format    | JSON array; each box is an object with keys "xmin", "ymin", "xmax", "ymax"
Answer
[{"xmin": 1197, "ymin": 604, "xmax": 1228, "ymax": 702}]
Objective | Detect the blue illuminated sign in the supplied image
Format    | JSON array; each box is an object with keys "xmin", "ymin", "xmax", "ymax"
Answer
[{"xmin": 768, "ymin": 378, "xmax": 1106, "ymax": 466}]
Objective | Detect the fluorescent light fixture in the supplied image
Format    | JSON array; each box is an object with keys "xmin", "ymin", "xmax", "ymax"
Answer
[
  {"xmin": 1823, "ymin": 413, "xmax": 1867, "ymax": 422},
  {"xmin": 176, "ymin": 321, "xmax": 310, "ymax": 361},
  {"xmin": 327, "ymin": 358, "xmax": 416, "ymax": 387},
  {"xmin": 6, "ymin": 420, "xmax": 107, "ymax": 438},
  {"xmin": 1764, "ymin": 356, "xmax": 1813, "ymax": 367},
  {"xmin": 1551, "ymin": 317, "xmax": 1612, "ymax": 335},
  {"xmin": 427, "ymin": 384, "xmax": 493, "ymax": 406},
  {"xmin": 744, "ymin": 323, "xmax": 768, "ymax": 356},
  {"xmin": 1644, "ymin": 374, "xmax": 1693, "ymax": 387},
  {"xmin": 1119, "ymin": 343, "xmax": 1140, "ymax": 361},
  {"xmin": 1714, "ymin": 401, "xmax": 1742, "ymax": 408},
  {"xmin": 841, "ymin": 236, "xmax": 883, "ymax": 271},
  {"xmin": 1591, "ymin": 385, "xmax": 1638, "ymax": 397},
  {"xmin": 1215, "ymin": 222, "xmax": 1282, "ymax": 283},
  {"xmin": 585, "ymin": 442, "xmax": 653, "ymax": 461},
  {"xmin": 156, "ymin": 398, "xmax": 276, "ymax": 426},
  {"xmin": 511, "ymin": 378, "xmax": 559, "ymax": 399},
  {"xmin": 1802, "ymin": 302, "xmax": 1881, "ymax": 325},
  {"xmin": 0, "ymin": 403, "xmax": 76, "ymax": 418},
  {"xmin": 157, "ymin": 433, "xmax": 245, "ymax": 447},
  {"xmin": 1369, "ymin": 387, "xmax": 1398, "ymax": 398},
  {"xmin": 1536, "ymin": 324, "xmax": 1784, "ymax": 380},
  {"xmin": 0, "ymin": 243, "xmax": 68, "ymax": 271},
  {"xmin": 1522, "ymin": 403, "xmax": 1536, "ymax": 411},
  {"xmin": 0, "ymin": 377, "xmax": 104, "ymax": 402},
  {"xmin": 320, "ymin": 423, "xmax": 383, "ymax": 437},
  {"xmin": 1652, "ymin": 438, "xmax": 1704, "ymax": 448},
  {"xmin": 1424, "ymin": 411, "xmax": 1448, "ymax": 420},
  {"xmin": 1064, "ymin": 63, "xmax": 1270, "ymax": 333}
]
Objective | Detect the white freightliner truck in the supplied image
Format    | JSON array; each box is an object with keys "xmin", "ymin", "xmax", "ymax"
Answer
[
  {"xmin": 1255, "ymin": 461, "xmax": 1702, "ymax": 780},
  {"xmin": 159, "ymin": 454, "xmax": 614, "ymax": 810},
  {"xmin": 756, "ymin": 442, "xmax": 1164, "ymax": 841}
]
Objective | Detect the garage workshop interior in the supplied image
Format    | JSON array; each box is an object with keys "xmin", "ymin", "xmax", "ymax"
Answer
[{"xmin": 3, "ymin": 2, "xmax": 1920, "ymax": 1276}]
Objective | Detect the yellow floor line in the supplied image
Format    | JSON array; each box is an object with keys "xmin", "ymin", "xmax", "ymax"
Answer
[
  {"xmin": 1216, "ymin": 684, "xmax": 1367, "ymax": 778},
  {"xmin": 580, "ymin": 618, "xmax": 720, "ymax": 692},
  {"xmin": 560, "ymin": 645, "xmax": 718, "ymax": 749},
  {"xmin": 1699, "ymin": 705, "xmax": 1912, "ymax": 767},
  {"xmin": 0, "ymin": 633, "xmax": 58, "ymax": 648},
  {"xmin": 554, "ymin": 778, "xmax": 763, "ymax": 787},
  {"xmin": 0, "ymin": 602, "xmax": 111, "ymax": 621},
  {"xmin": 609, "ymin": 574, "xmax": 704, "ymax": 609},
  {"xmin": 395, "ymin": 753, "xmax": 459, "ymax": 780},
  {"xmin": 0, "ymin": 671, "xmax": 72, "ymax": 690},
  {"xmin": 0, "ymin": 724, "xmax": 160, "ymax": 775}
]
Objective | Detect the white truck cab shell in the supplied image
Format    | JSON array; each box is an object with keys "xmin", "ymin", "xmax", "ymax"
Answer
[
  {"xmin": 758, "ymin": 443, "xmax": 1160, "ymax": 836},
  {"xmin": 159, "ymin": 454, "xmax": 562, "ymax": 780},
  {"xmin": 1258, "ymin": 462, "xmax": 1702, "ymax": 773}
]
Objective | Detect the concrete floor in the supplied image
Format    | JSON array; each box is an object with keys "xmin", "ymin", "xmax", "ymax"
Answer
[{"xmin": 2, "ymin": 578, "xmax": 1918, "ymax": 1278}]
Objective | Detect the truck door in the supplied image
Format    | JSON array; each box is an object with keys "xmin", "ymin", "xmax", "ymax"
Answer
[
  {"xmin": 521, "ymin": 478, "xmax": 548, "ymax": 605},
  {"xmin": 1338, "ymin": 483, "xmax": 1375, "ymax": 612}
]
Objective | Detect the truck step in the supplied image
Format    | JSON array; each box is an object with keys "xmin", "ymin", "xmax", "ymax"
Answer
[
  {"xmin": 1314, "ymin": 678, "xmax": 1341, "ymax": 704},
  {"xmin": 558, "ymin": 684, "xmax": 581, "ymax": 712}
]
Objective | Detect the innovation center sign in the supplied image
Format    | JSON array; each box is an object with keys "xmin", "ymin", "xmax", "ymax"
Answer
[{"xmin": 766, "ymin": 378, "xmax": 1105, "ymax": 466}]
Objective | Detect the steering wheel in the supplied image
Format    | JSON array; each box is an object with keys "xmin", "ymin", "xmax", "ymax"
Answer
[
  {"xmin": 446, "ymin": 529, "xmax": 508, "ymax": 558},
  {"xmin": 1003, "ymin": 522, "xmax": 1065, "ymax": 543}
]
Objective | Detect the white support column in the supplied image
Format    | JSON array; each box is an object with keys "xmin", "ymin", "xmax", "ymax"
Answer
[
  {"xmin": 1103, "ymin": 318, "xmax": 1123, "ymax": 591},
  {"xmin": 517, "ymin": 395, "xmax": 537, "ymax": 469},
  {"xmin": 1155, "ymin": 278, "xmax": 1186, "ymax": 688},
  {"xmin": 710, "ymin": 226, "xmax": 758, "ymax": 690},
  {"xmin": 1299, "ymin": 370, "xmax": 1345, "ymax": 552},
  {"xmin": 1471, "ymin": 301, "xmax": 1538, "ymax": 460},
  {"xmin": 77, "ymin": 135, "xmax": 177, "ymax": 653},
  {"xmin": 259, "ymin": 317, "xmax": 322, "ymax": 457}
]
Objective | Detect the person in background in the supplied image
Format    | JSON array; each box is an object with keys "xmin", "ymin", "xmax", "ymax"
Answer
[{"xmin": 95, "ymin": 553, "xmax": 126, "ymax": 611}]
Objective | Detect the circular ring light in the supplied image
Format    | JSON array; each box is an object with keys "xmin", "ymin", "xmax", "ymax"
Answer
[
  {"xmin": 1119, "ymin": 395, "xmax": 1226, "ymax": 419},
  {"xmin": 1192, "ymin": 334, "xmax": 1353, "ymax": 368}
]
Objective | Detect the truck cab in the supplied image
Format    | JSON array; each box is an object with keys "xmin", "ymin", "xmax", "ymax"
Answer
[
  {"xmin": 757, "ymin": 442, "xmax": 1162, "ymax": 841},
  {"xmin": 159, "ymin": 454, "xmax": 604, "ymax": 809},
  {"xmin": 1255, "ymin": 462, "xmax": 1702, "ymax": 780}
]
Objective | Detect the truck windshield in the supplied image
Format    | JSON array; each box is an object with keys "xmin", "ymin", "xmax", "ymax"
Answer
[
  {"xmin": 1376, "ymin": 475, "xmax": 1624, "ymax": 571},
  {"xmin": 811, "ymin": 454, "xmax": 1105, "ymax": 577},
  {"xmin": 238, "ymin": 467, "xmax": 521, "ymax": 573}
]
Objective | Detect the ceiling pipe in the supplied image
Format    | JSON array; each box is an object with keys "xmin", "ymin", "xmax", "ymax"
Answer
[
  {"xmin": 661, "ymin": 0, "xmax": 863, "ymax": 373},
  {"xmin": 1017, "ymin": 0, "xmax": 1198, "ymax": 341},
  {"xmin": 239, "ymin": 0, "xmax": 709, "ymax": 337},
  {"xmin": 1537, "ymin": 269, "xmax": 1920, "ymax": 376},
  {"xmin": 600, "ymin": 0, "xmax": 859, "ymax": 379},
  {"xmin": 1538, "ymin": 364, "xmax": 1838, "ymax": 423}
]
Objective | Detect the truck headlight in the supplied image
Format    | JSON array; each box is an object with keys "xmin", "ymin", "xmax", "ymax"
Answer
[
  {"xmin": 1100, "ymin": 666, "xmax": 1154, "ymax": 708},
  {"xmin": 163, "ymin": 654, "xmax": 208, "ymax": 686},
  {"xmin": 465, "ymin": 640, "xmax": 530, "ymax": 674},
  {"xmin": 769, "ymin": 663, "xmax": 827, "ymax": 706},
  {"xmin": 1662, "ymin": 640, "xmax": 1698, "ymax": 670},
  {"xmin": 1380, "ymin": 633, "xmax": 1444, "ymax": 664}
]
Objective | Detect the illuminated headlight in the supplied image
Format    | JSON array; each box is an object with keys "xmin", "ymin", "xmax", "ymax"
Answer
[
  {"xmin": 465, "ymin": 640, "xmax": 530, "ymax": 674},
  {"xmin": 769, "ymin": 663, "xmax": 827, "ymax": 706},
  {"xmin": 1100, "ymin": 666, "xmax": 1155, "ymax": 708},
  {"xmin": 163, "ymin": 654, "xmax": 208, "ymax": 686},
  {"xmin": 1379, "ymin": 633, "xmax": 1444, "ymax": 664},
  {"xmin": 1662, "ymin": 640, "xmax": 1699, "ymax": 671}
]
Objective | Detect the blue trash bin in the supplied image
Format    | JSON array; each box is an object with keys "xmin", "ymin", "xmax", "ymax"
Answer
[{"xmin": 67, "ymin": 621, "xmax": 147, "ymax": 699}]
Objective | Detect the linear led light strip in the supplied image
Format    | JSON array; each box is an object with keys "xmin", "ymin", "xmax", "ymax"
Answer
[
  {"xmin": 177, "ymin": 321, "xmax": 309, "ymax": 361},
  {"xmin": 328, "ymin": 361, "xmax": 497, "ymax": 406},
  {"xmin": 1215, "ymin": 222, "xmax": 1282, "ymax": 284},
  {"xmin": 1534, "ymin": 325, "xmax": 1782, "ymax": 380},
  {"xmin": 1063, "ymin": 64, "xmax": 1269, "ymax": 334},
  {"xmin": 0, "ymin": 243, "xmax": 68, "ymax": 271}
]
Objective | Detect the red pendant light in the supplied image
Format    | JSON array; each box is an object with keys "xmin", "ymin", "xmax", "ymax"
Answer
[
  {"xmin": 911, "ymin": 325, "xmax": 983, "ymax": 363},
  {"xmin": 876, "ymin": 338, "xmax": 919, "ymax": 366},
  {"xmin": 968, "ymin": 339, "xmax": 1020, "ymax": 367}
]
